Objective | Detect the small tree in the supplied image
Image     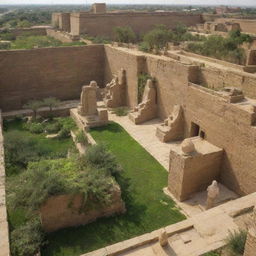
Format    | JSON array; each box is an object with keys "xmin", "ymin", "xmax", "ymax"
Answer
[
  {"xmin": 23, "ymin": 100, "xmax": 43, "ymax": 120},
  {"xmin": 43, "ymin": 97, "xmax": 60, "ymax": 118},
  {"xmin": 143, "ymin": 25, "xmax": 172, "ymax": 52},
  {"xmin": 113, "ymin": 26, "xmax": 136, "ymax": 44}
]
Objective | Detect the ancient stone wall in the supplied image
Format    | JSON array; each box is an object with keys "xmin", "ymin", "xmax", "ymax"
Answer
[
  {"xmin": 46, "ymin": 28, "xmax": 74, "ymax": 43},
  {"xmin": 70, "ymin": 12, "xmax": 202, "ymax": 36},
  {"xmin": 0, "ymin": 45, "xmax": 104, "ymax": 111},
  {"xmin": 9, "ymin": 27, "xmax": 47, "ymax": 36},
  {"xmin": 103, "ymin": 46, "xmax": 256, "ymax": 195},
  {"xmin": 104, "ymin": 46, "xmax": 145, "ymax": 108},
  {"xmin": 0, "ymin": 111, "xmax": 10, "ymax": 256},
  {"xmin": 40, "ymin": 184, "xmax": 125, "ymax": 232},
  {"xmin": 215, "ymin": 18, "xmax": 256, "ymax": 34}
]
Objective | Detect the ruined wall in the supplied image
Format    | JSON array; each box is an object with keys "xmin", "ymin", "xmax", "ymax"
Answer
[
  {"xmin": 104, "ymin": 45, "xmax": 145, "ymax": 107},
  {"xmin": 40, "ymin": 185, "xmax": 125, "ymax": 232},
  {"xmin": 215, "ymin": 18, "xmax": 256, "ymax": 34},
  {"xmin": 198, "ymin": 67, "xmax": 256, "ymax": 99},
  {"xmin": 185, "ymin": 84, "xmax": 256, "ymax": 195},
  {"xmin": 10, "ymin": 27, "xmax": 47, "ymax": 36},
  {"xmin": 104, "ymin": 47, "xmax": 256, "ymax": 195},
  {"xmin": 0, "ymin": 45, "xmax": 104, "ymax": 111},
  {"xmin": 46, "ymin": 28, "xmax": 74, "ymax": 43},
  {"xmin": 0, "ymin": 111, "xmax": 10, "ymax": 256},
  {"xmin": 70, "ymin": 12, "xmax": 202, "ymax": 36}
]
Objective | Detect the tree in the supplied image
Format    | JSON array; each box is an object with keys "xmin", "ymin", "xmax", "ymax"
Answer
[
  {"xmin": 143, "ymin": 25, "xmax": 172, "ymax": 52},
  {"xmin": 23, "ymin": 100, "xmax": 43, "ymax": 120},
  {"xmin": 43, "ymin": 97, "xmax": 60, "ymax": 118},
  {"xmin": 113, "ymin": 26, "xmax": 136, "ymax": 44}
]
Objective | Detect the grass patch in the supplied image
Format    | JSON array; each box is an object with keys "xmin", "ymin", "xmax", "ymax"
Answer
[
  {"xmin": 41, "ymin": 122, "xmax": 185, "ymax": 256},
  {"xmin": 111, "ymin": 107, "xmax": 129, "ymax": 116}
]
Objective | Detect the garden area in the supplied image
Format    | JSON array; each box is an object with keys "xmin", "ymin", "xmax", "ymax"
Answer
[
  {"xmin": 0, "ymin": 31, "xmax": 86, "ymax": 50},
  {"xmin": 40, "ymin": 122, "xmax": 185, "ymax": 256}
]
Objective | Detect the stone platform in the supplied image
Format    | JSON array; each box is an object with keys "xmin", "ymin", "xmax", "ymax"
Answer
[{"xmin": 82, "ymin": 193, "xmax": 256, "ymax": 256}]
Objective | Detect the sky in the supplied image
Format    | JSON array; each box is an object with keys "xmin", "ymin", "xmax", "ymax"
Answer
[{"xmin": 0, "ymin": 0, "xmax": 255, "ymax": 6}]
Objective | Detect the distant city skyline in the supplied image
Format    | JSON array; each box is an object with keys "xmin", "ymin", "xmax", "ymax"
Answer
[{"xmin": 0, "ymin": 0, "xmax": 256, "ymax": 6}]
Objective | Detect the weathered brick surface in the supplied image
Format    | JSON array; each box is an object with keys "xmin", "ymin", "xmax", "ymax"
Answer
[
  {"xmin": 0, "ymin": 45, "xmax": 104, "ymax": 111},
  {"xmin": 70, "ymin": 12, "xmax": 202, "ymax": 36}
]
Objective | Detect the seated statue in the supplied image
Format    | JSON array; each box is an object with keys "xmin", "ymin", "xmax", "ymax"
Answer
[
  {"xmin": 104, "ymin": 68, "xmax": 126, "ymax": 108},
  {"xmin": 156, "ymin": 105, "xmax": 184, "ymax": 142},
  {"xmin": 77, "ymin": 81, "xmax": 108, "ymax": 128},
  {"xmin": 129, "ymin": 79, "xmax": 157, "ymax": 124}
]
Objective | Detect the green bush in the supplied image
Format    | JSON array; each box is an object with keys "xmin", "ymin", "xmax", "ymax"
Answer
[
  {"xmin": 187, "ymin": 30, "xmax": 251, "ymax": 65},
  {"xmin": 44, "ymin": 122, "xmax": 61, "ymax": 134},
  {"xmin": 143, "ymin": 24, "xmax": 172, "ymax": 52},
  {"xmin": 84, "ymin": 144, "xmax": 122, "ymax": 176},
  {"xmin": 138, "ymin": 41, "xmax": 151, "ymax": 52},
  {"xmin": 113, "ymin": 26, "xmax": 136, "ymax": 43},
  {"xmin": 0, "ymin": 31, "xmax": 16, "ymax": 41},
  {"xmin": 226, "ymin": 230, "xmax": 247, "ymax": 255},
  {"xmin": 10, "ymin": 217, "xmax": 44, "ymax": 256},
  {"xmin": 28, "ymin": 122, "xmax": 44, "ymax": 134},
  {"xmin": 75, "ymin": 129, "xmax": 88, "ymax": 145},
  {"xmin": 57, "ymin": 127, "xmax": 70, "ymax": 139}
]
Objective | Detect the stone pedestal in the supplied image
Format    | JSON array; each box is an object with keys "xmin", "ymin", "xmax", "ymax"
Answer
[{"xmin": 168, "ymin": 137, "xmax": 223, "ymax": 201}]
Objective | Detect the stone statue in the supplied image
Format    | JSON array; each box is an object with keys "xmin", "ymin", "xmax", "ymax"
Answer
[
  {"xmin": 104, "ymin": 68, "xmax": 126, "ymax": 108},
  {"xmin": 129, "ymin": 79, "xmax": 157, "ymax": 124},
  {"xmin": 181, "ymin": 138, "xmax": 195, "ymax": 155},
  {"xmin": 156, "ymin": 105, "xmax": 184, "ymax": 142},
  {"xmin": 206, "ymin": 180, "xmax": 220, "ymax": 210},
  {"xmin": 159, "ymin": 229, "xmax": 168, "ymax": 247},
  {"xmin": 78, "ymin": 81, "xmax": 98, "ymax": 116}
]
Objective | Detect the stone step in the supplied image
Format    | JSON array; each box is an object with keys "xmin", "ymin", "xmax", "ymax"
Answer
[{"xmin": 151, "ymin": 243, "xmax": 176, "ymax": 256}]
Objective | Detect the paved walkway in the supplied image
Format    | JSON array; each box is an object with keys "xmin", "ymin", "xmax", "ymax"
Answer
[{"xmin": 109, "ymin": 113, "xmax": 172, "ymax": 170}]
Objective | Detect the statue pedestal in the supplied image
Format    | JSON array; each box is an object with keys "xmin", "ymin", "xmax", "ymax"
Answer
[{"xmin": 70, "ymin": 108, "xmax": 108, "ymax": 130}]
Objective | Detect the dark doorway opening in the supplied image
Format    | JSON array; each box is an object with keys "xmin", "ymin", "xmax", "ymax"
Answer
[{"xmin": 190, "ymin": 122, "xmax": 200, "ymax": 137}]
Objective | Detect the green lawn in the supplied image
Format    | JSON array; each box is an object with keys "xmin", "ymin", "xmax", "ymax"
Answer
[{"xmin": 41, "ymin": 122, "xmax": 185, "ymax": 256}]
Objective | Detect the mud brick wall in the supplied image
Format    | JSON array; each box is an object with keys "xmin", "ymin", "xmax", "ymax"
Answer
[{"xmin": 0, "ymin": 45, "xmax": 104, "ymax": 111}]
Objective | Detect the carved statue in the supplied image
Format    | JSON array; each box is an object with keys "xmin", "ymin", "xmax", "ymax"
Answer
[
  {"xmin": 156, "ymin": 105, "xmax": 184, "ymax": 142},
  {"xmin": 104, "ymin": 68, "xmax": 126, "ymax": 108},
  {"xmin": 159, "ymin": 229, "xmax": 168, "ymax": 247},
  {"xmin": 129, "ymin": 79, "xmax": 157, "ymax": 124},
  {"xmin": 78, "ymin": 81, "xmax": 98, "ymax": 116},
  {"xmin": 206, "ymin": 180, "xmax": 220, "ymax": 210}
]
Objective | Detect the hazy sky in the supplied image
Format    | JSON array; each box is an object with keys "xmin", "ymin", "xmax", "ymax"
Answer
[{"xmin": 0, "ymin": 0, "xmax": 256, "ymax": 6}]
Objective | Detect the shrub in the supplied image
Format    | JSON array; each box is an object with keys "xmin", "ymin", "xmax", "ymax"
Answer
[
  {"xmin": 113, "ymin": 26, "xmax": 136, "ymax": 43},
  {"xmin": 75, "ymin": 129, "xmax": 88, "ymax": 145},
  {"xmin": 138, "ymin": 41, "xmax": 151, "ymax": 52},
  {"xmin": 111, "ymin": 107, "xmax": 129, "ymax": 116},
  {"xmin": 143, "ymin": 24, "xmax": 172, "ymax": 52},
  {"xmin": 28, "ymin": 122, "xmax": 44, "ymax": 134},
  {"xmin": 10, "ymin": 217, "xmax": 44, "ymax": 256},
  {"xmin": 84, "ymin": 144, "xmax": 122, "ymax": 176},
  {"xmin": 42, "ymin": 97, "xmax": 60, "ymax": 118},
  {"xmin": 44, "ymin": 122, "xmax": 61, "ymax": 134},
  {"xmin": 226, "ymin": 230, "xmax": 247, "ymax": 255},
  {"xmin": 0, "ymin": 41, "xmax": 10, "ymax": 49},
  {"xmin": 58, "ymin": 127, "xmax": 70, "ymax": 139},
  {"xmin": 56, "ymin": 117, "xmax": 76, "ymax": 131},
  {"xmin": 186, "ymin": 30, "xmax": 251, "ymax": 65}
]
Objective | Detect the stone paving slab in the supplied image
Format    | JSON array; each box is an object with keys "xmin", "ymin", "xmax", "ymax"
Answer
[{"xmin": 109, "ymin": 113, "xmax": 172, "ymax": 170}]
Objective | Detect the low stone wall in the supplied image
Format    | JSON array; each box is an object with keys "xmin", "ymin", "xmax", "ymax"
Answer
[
  {"xmin": 46, "ymin": 28, "xmax": 78, "ymax": 43},
  {"xmin": 40, "ymin": 184, "xmax": 125, "ymax": 233},
  {"xmin": 0, "ymin": 110, "xmax": 10, "ymax": 256},
  {"xmin": 10, "ymin": 27, "xmax": 48, "ymax": 36}
]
